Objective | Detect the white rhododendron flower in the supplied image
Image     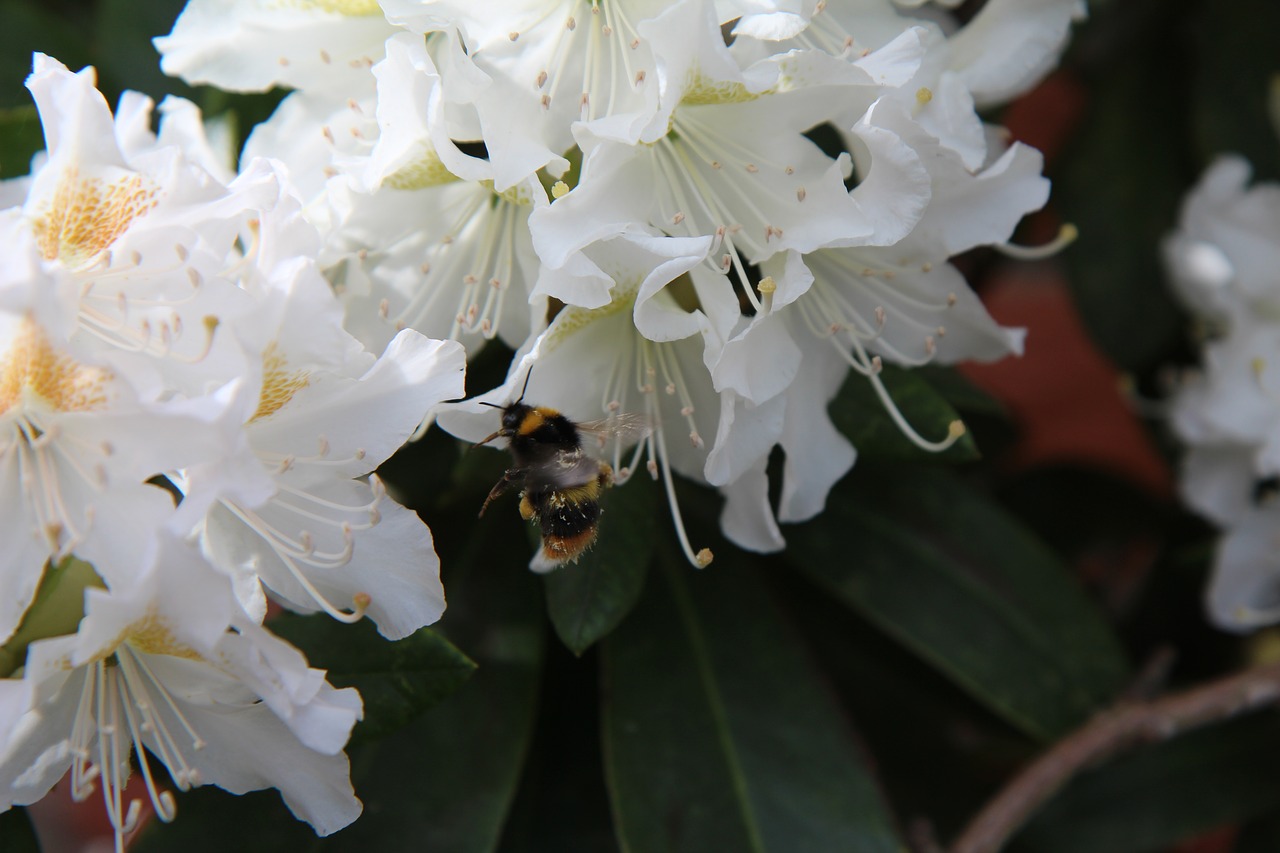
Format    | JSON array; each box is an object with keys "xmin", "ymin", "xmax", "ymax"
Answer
[
  {"xmin": 0, "ymin": 51, "xmax": 467, "ymax": 840},
  {"xmin": 0, "ymin": 539, "xmax": 363, "ymax": 843},
  {"xmin": 1168, "ymin": 155, "xmax": 1280, "ymax": 631},
  {"xmin": 154, "ymin": 0, "xmax": 1071, "ymax": 566}
]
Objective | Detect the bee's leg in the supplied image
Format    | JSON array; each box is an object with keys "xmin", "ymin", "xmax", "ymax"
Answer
[{"xmin": 478, "ymin": 469, "xmax": 524, "ymax": 517}]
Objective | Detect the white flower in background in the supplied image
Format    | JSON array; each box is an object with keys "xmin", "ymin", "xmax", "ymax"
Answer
[
  {"xmin": 1167, "ymin": 153, "xmax": 1280, "ymax": 631},
  {"xmin": 10, "ymin": 55, "xmax": 280, "ymax": 401},
  {"xmin": 1163, "ymin": 155, "xmax": 1280, "ymax": 328},
  {"xmin": 174, "ymin": 245, "xmax": 466, "ymax": 638},
  {"xmin": 724, "ymin": 0, "xmax": 1086, "ymax": 168},
  {"xmin": 439, "ymin": 234, "xmax": 727, "ymax": 567},
  {"xmin": 0, "ymin": 230, "xmax": 236, "ymax": 646},
  {"xmin": 150, "ymin": 0, "xmax": 1075, "ymax": 569},
  {"xmin": 0, "ymin": 538, "xmax": 363, "ymax": 846},
  {"xmin": 156, "ymin": 0, "xmax": 397, "ymax": 94}
]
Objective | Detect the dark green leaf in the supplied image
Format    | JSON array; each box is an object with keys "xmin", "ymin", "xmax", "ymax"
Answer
[
  {"xmin": 543, "ymin": 473, "xmax": 657, "ymax": 655},
  {"xmin": 0, "ymin": 0, "xmax": 95, "ymax": 110},
  {"xmin": 788, "ymin": 465, "xmax": 1129, "ymax": 739},
  {"xmin": 1236, "ymin": 809, "xmax": 1280, "ymax": 853},
  {"xmin": 1011, "ymin": 711, "xmax": 1280, "ymax": 853},
  {"xmin": 271, "ymin": 615, "xmax": 476, "ymax": 747},
  {"xmin": 92, "ymin": 0, "xmax": 193, "ymax": 105},
  {"xmin": 0, "ymin": 808, "xmax": 40, "ymax": 853},
  {"xmin": 1191, "ymin": 0, "xmax": 1280, "ymax": 181},
  {"xmin": 0, "ymin": 105, "xmax": 42, "ymax": 179},
  {"xmin": 915, "ymin": 365, "xmax": 1007, "ymax": 417},
  {"xmin": 1055, "ymin": 2, "xmax": 1192, "ymax": 371},
  {"xmin": 601, "ymin": 557, "xmax": 902, "ymax": 853},
  {"xmin": 830, "ymin": 364, "xmax": 978, "ymax": 463}
]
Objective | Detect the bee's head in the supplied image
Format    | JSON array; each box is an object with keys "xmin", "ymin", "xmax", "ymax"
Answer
[{"xmin": 501, "ymin": 402, "xmax": 532, "ymax": 436}]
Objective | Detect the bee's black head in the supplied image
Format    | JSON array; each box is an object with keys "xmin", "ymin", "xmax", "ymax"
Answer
[{"xmin": 501, "ymin": 402, "xmax": 532, "ymax": 436}]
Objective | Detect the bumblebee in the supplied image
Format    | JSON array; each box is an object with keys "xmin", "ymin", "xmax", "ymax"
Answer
[{"xmin": 475, "ymin": 380, "xmax": 618, "ymax": 566}]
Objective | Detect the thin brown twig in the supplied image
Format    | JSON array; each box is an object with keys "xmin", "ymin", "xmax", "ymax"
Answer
[{"xmin": 948, "ymin": 659, "xmax": 1280, "ymax": 853}]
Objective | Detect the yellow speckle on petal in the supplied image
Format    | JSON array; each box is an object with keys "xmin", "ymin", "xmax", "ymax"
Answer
[
  {"xmin": 250, "ymin": 343, "xmax": 310, "ymax": 423},
  {"xmin": 384, "ymin": 147, "xmax": 460, "ymax": 190},
  {"xmin": 0, "ymin": 317, "xmax": 112, "ymax": 416},
  {"xmin": 297, "ymin": 0, "xmax": 382, "ymax": 15},
  {"xmin": 32, "ymin": 169, "xmax": 158, "ymax": 268},
  {"xmin": 124, "ymin": 613, "xmax": 203, "ymax": 660}
]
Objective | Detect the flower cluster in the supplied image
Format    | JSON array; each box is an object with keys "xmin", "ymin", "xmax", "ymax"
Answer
[
  {"xmin": 0, "ymin": 0, "xmax": 1085, "ymax": 843},
  {"xmin": 158, "ymin": 0, "xmax": 1079, "ymax": 568},
  {"xmin": 0, "ymin": 56, "xmax": 464, "ymax": 844},
  {"xmin": 1167, "ymin": 155, "xmax": 1280, "ymax": 631}
]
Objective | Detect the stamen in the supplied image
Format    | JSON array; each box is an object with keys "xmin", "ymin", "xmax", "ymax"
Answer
[{"xmin": 996, "ymin": 223, "xmax": 1078, "ymax": 260}]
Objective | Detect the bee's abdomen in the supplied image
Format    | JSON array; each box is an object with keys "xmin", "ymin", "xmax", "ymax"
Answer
[{"xmin": 530, "ymin": 486, "xmax": 601, "ymax": 563}]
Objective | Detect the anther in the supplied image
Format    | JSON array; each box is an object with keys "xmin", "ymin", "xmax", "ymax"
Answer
[
  {"xmin": 635, "ymin": 70, "xmax": 646, "ymax": 86},
  {"xmin": 874, "ymin": 306, "xmax": 886, "ymax": 326},
  {"xmin": 509, "ymin": 31, "xmax": 519, "ymax": 41},
  {"xmin": 647, "ymin": 459, "xmax": 659, "ymax": 478},
  {"xmin": 379, "ymin": 298, "xmax": 390, "ymax": 319},
  {"xmin": 541, "ymin": 94, "xmax": 552, "ymax": 109},
  {"xmin": 672, "ymin": 212, "xmax": 685, "ymax": 225},
  {"xmin": 947, "ymin": 292, "xmax": 957, "ymax": 306},
  {"xmin": 567, "ymin": 16, "xmax": 576, "ymax": 29},
  {"xmin": 796, "ymin": 187, "xmax": 807, "ymax": 202},
  {"xmin": 916, "ymin": 87, "xmax": 933, "ymax": 106},
  {"xmin": 320, "ymin": 49, "xmax": 331, "ymax": 63},
  {"xmin": 536, "ymin": 70, "xmax": 548, "ymax": 88},
  {"xmin": 602, "ymin": 24, "xmax": 613, "ymax": 35},
  {"xmin": 695, "ymin": 548, "xmax": 714, "ymax": 568},
  {"xmin": 745, "ymin": 163, "xmax": 759, "ymax": 173},
  {"xmin": 757, "ymin": 276, "xmax": 777, "ymax": 295}
]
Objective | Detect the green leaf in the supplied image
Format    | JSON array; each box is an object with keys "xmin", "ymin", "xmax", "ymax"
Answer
[
  {"xmin": 1055, "ymin": 2, "xmax": 1192, "ymax": 371},
  {"xmin": 0, "ymin": 0, "xmax": 95, "ymax": 110},
  {"xmin": 830, "ymin": 364, "xmax": 978, "ymax": 463},
  {"xmin": 601, "ymin": 557, "xmax": 903, "ymax": 853},
  {"xmin": 915, "ymin": 365, "xmax": 1006, "ymax": 417},
  {"xmin": 788, "ymin": 465, "xmax": 1129, "ymax": 739},
  {"xmin": 0, "ymin": 808, "xmax": 40, "ymax": 853},
  {"xmin": 1236, "ymin": 810, "xmax": 1280, "ymax": 853},
  {"xmin": 543, "ymin": 473, "xmax": 657, "ymax": 655},
  {"xmin": 1011, "ymin": 711, "xmax": 1280, "ymax": 853},
  {"xmin": 1191, "ymin": 0, "xmax": 1280, "ymax": 181},
  {"xmin": 270, "ymin": 615, "xmax": 476, "ymax": 747},
  {"xmin": 0, "ymin": 105, "xmax": 43, "ymax": 180},
  {"xmin": 92, "ymin": 0, "xmax": 195, "ymax": 105}
]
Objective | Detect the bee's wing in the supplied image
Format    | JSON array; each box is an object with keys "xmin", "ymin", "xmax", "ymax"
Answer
[
  {"xmin": 576, "ymin": 413, "xmax": 652, "ymax": 450},
  {"xmin": 527, "ymin": 450, "xmax": 606, "ymax": 490}
]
